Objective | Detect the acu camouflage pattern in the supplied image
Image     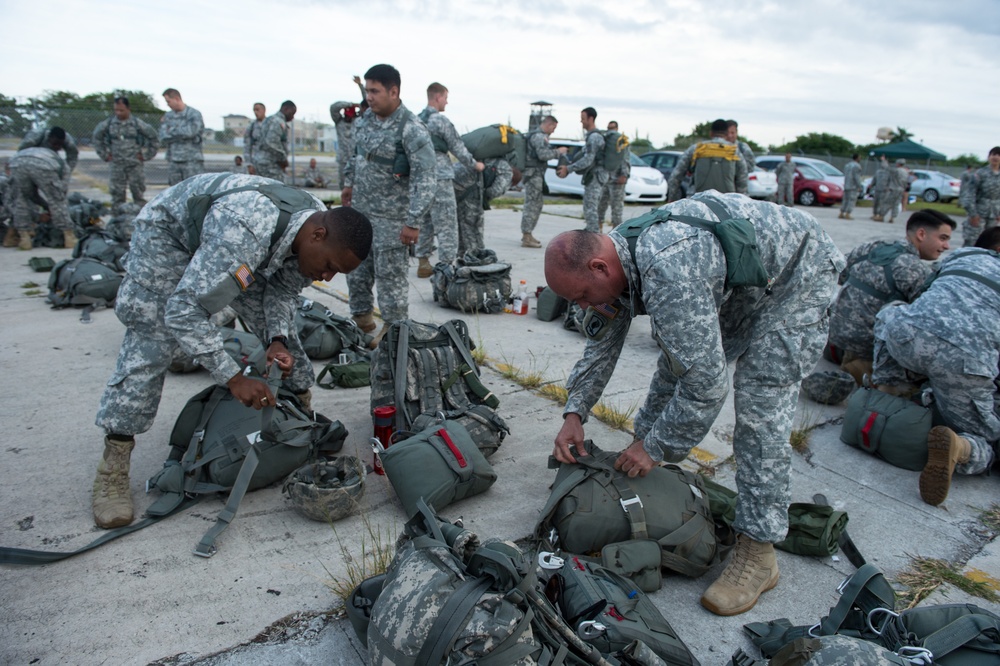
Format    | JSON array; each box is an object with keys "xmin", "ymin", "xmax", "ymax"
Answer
[
  {"xmin": 301, "ymin": 165, "xmax": 326, "ymax": 188},
  {"xmin": 94, "ymin": 173, "xmax": 325, "ymax": 437},
  {"xmin": 801, "ymin": 370, "xmax": 856, "ymax": 405},
  {"xmin": 9, "ymin": 147, "xmax": 72, "ymax": 231},
  {"xmin": 872, "ymin": 248, "xmax": 1000, "ymax": 476},
  {"xmin": 958, "ymin": 168, "xmax": 976, "ymax": 211},
  {"xmin": 254, "ymin": 111, "xmax": 291, "ymax": 182},
  {"xmin": 243, "ymin": 119, "xmax": 263, "ymax": 171},
  {"xmin": 92, "ymin": 113, "xmax": 159, "ymax": 205},
  {"xmin": 828, "ymin": 240, "xmax": 930, "ymax": 357},
  {"xmin": 344, "ymin": 104, "xmax": 436, "ymax": 322},
  {"xmin": 871, "ymin": 161, "xmax": 890, "ymax": 217},
  {"xmin": 282, "ymin": 456, "xmax": 365, "ymax": 522},
  {"xmin": 668, "ymin": 138, "xmax": 748, "ymax": 202},
  {"xmin": 455, "ymin": 157, "xmax": 514, "ymax": 255},
  {"xmin": 963, "ymin": 165, "xmax": 1000, "ymax": 246},
  {"xmin": 19, "ymin": 128, "xmax": 79, "ymax": 173},
  {"xmin": 739, "ymin": 141, "xmax": 756, "ymax": 171},
  {"xmin": 330, "ymin": 101, "xmax": 359, "ymax": 189},
  {"xmin": 769, "ymin": 635, "xmax": 908, "ymax": 666},
  {"xmin": 521, "ymin": 130, "xmax": 563, "ymax": 234},
  {"xmin": 568, "ymin": 130, "xmax": 609, "ymax": 232},
  {"xmin": 563, "ymin": 193, "xmax": 844, "ymax": 542},
  {"xmin": 775, "ymin": 161, "xmax": 796, "ymax": 207},
  {"xmin": 598, "ymin": 149, "xmax": 632, "ymax": 227},
  {"xmin": 883, "ymin": 166, "xmax": 908, "ymax": 222},
  {"xmin": 840, "ymin": 161, "xmax": 862, "ymax": 215},
  {"xmin": 159, "ymin": 105, "xmax": 205, "ymax": 184},
  {"xmin": 431, "ymin": 248, "xmax": 512, "ymax": 313}
]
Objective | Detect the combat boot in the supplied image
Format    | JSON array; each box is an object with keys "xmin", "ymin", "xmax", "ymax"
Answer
[
  {"xmin": 920, "ymin": 426, "xmax": 971, "ymax": 506},
  {"xmin": 845, "ymin": 213, "xmax": 854, "ymax": 220},
  {"xmin": 63, "ymin": 229, "xmax": 78, "ymax": 249},
  {"xmin": 838, "ymin": 211, "xmax": 845, "ymax": 219},
  {"xmin": 700, "ymin": 534, "xmax": 779, "ymax": 616},
  {"xmin": 521, "ymin": 232, "xmax": 542, "ymax": 248},
  {"xmin": 369, "ymin": 324, "xmax": 389, "ymax": 350},
  {"xmin": 352, "ymin": 311, "xmax": 377, "ymax": 334},
  {"xmin": 295, "ymin": 389, "xmax": 313, "ymax": 413},
  {"xmin": 92, "ymin": 435, "xmax": 135, "ymax": 529},
  {"xmin": 17, "ymin": 230, "xmax": 33, "ymax": 251},
  {"xmin": 872, "ymin": 214, "xmax": 884, "ymax": 222},
  {"xmin": 2, "ymin": 227, "xmax": 18, "ymax": 247},
  {"xmin": 417, "ymin": 257, "xmax": 433, "ymax": 279}
]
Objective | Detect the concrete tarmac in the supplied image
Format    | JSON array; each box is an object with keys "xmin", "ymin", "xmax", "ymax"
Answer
[{"xmin": 1, "ymin": 184, "xmax": 996, "ymax": 665}]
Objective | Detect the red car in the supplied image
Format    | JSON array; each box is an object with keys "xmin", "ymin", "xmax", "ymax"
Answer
[{"xmin": 757, "ymin": 157, "xmax": 844, "ymax": 206}]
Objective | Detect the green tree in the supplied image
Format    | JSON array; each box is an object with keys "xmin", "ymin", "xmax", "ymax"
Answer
[
  {"xmin": 29, "ymin": 89, "xmax": 164, "ymax": 143},
  {"xmin": 629, "ymin": 136, "xmax": 653, "ymax": 155},
  {"xmin": 0, "ymin": 93, "xmax": 32, "ymax": 137},
  {"xmin": 776, "ymin": 132, "xmax": 856, "ymax": 156},
  {"xmin": 946, "ymin": 152, "xmax": 983, "ymax": 167},
  {"xmin": 889, "ymin": 126, "xmax": 913, "ymax": 143}
]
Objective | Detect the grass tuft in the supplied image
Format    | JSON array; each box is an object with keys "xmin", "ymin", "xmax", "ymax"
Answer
[
  {"xmin": 322, "ymin": 513, "xmax": 397, "ymax": 604},
  {"xmin": 591, "ymin": 400, "xmax": 637, "ymax": 432},
  {"xmin": 538, "ymin": 383, "xmax": 569, "ymax": 405},
  {"xmin": 979, "ymin": 504, "xmax": 1000, "ymax": 533},
  {"xmin": 21, "ymin": 282, "xmax": 39, "ymax": 288},
  {"xmin": 894, "ymin": 555, "xmax": 1000, "ymax": 610}
]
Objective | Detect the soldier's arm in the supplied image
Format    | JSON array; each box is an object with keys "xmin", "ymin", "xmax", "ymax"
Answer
[
  {"xmin": 667, "ymin": 147, "xmax": 694, "ymax": 202},
  {"xmin": 263, "ymin": 265, "xmax": 313, "ymax": 344},
  {"xmin": 63, "ymin": 133, "xmax": 79, "ymax": 172},
  {"xmin": 967, "ymin": 174, "xmax": 981, "ymax": 219},
  {"xmin": 403, "ymin": 122, "xmax": 437, "ymax": 228},
  {"xmin": 92, "ymin": 119, "xmax": 110, "ymax": 161},
  {"xmin": 259, "ymin": 120, "xmax": 287, "ymax": 160},
  {"xmin": 330, "ymin": 101, "xmax": 354, "ymax": 123},
  {"xmin": 897, "ymin": 257, "xmax": 934, "ymax": 302},
  {"xmin": 17, "ymin": 129, "xmax": 43, "ymax": 152},
  {"xmin": 243, "ymin": 129, "xmax": 253, "ymax": 165},
  {"xmin": 735, "ymin": 153, "xmax": 748, "ymax": 194},
  {"xmin": 741, "ymin": 143, "xmax": 756, "ymax": 171},
  {"xmin": 530, "ymin": 133, "xmax": 561, "ymax": 162},
  {"xmin": 139, "ymin": 120, "xmax": 160, "ymax": 161},
  {"xmin": 484, "ymin": 159, "xmax": 514, "ymax": 202},
  {"xmin": 437, "ymin": 116, "xmax": 477, "ymax": 169},
  {"xmin": 181, "ymin": 109, "xmax": 205, "ymax": 141},
  {"xmin": 564, "ymin": 308, "xmax": 632, "ymax": 421},
  {"xmin": 568, "ymin": 133, "xmax": 602, "ymax": 173}
]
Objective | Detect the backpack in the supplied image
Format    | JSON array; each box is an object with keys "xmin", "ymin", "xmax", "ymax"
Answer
[
  {"xmin": 844, "ymin": 242, "xmax": 910, "ymax": 303},
  {"xmin": 430, "ymin": 248, "xmax": 512, "ymax": 313},
  {"xmin": 461, "ymin": 124, "xmax": 527, "ymax": 171},
  {"xmin": 617, "ymin": 195, "xmax": 773, "ymax": 291},
  {"xmin": 46, "ymin": 256, "xmax": 123, "ymax": 311},
  {"xmin": 294, "ymin": 297, "xmax": 371, "ymax": 359},
  {"xmin": 416, "ymin": 108, "xmax": 450, "ymax": 153},
  {"xmin": 691, "ymin": 140, "xmax": 741, "ymax": 193},
  {"xmin": 536, "ymin": 286, "xmax": 569, "ymax": 322},
  {"xmin": 73, "ymin": 228, "xmax": 129, "ymax": 272},
  {"xmin": 146, "ymin": 373, "xmax": 348, "ymax": 557},
  {"xmin": 603, "ymin": 130, "xmax": 630, "ymax": 174},
  {"xmin": 370, "ymin": 319, "xmax": 509, "ymax": 457},
  {"xmin": 355, "ymin": 109, "xmax": 416, "ymax": 179},
  {"xmin": 918, "ymin": 248, "xmax": 1000, "ymax": 297},
  {"xmin": 840, "ymin": 386, "xmax": 933, "ymax": 471},
  {"xmin": 316, "ymin": 349, "xmax": 371, "ymax": 389},
  {"xmin": 32, "ymin": 222, "xmax": 65, "ymax": 248}
]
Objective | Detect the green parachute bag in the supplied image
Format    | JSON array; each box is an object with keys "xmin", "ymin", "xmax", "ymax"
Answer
[
  {"xmin": 72, "ymin": 227, "xmax": 128, "ymax": 272},
  {"xmin": 602, "ymin": 130, "xmax": 631, "ymax": 174},
  {"xmin": 316, "ymin": 349, "xmax": 371, "ymax": 389},
  {"xmin": 536, "ymin": 286, "xmax": 569, "ymax": 322},
  {"xmin": 840, "ymin": 387, "xmax": 932, "ymax": 471},
  {"xmin": 461, "ymin": 124, "xmax": 526, "ymax": 171},
  {"xmin": 46, "ymin": 256, "xmax": 122, "ymax": 310},
  {"xmin": 294, "ymin": 297, "xmax": 371, "ymax": 360}
]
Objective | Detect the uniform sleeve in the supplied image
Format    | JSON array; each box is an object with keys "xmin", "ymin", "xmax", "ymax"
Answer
[
  {"xmin": 243, "ymin": 126, "xmax": 253, "ymax": 164},
  {"xmin": 741, "ymin": 143, "xmax": 756, "ymax": 171},
  {"xmin": 62, "ymin": 133, "xmax": 79, "ymax": 172},
  {"xmin": 840, "ymin": 243, "xmax": 870, "ymax": 285},
  {"xmin": 530, "ymin": 133, "xmax": 561, "ymax": 162},
  {"xmin": 330, "ymin": 101, "xmax": 352, "ymax": 124},
  {"xmin": 439, "ymin": 116, "xmax": 476, "ymax": 169},
  {"xmin": 403, "ymin": 121, "xmax": 437, "ymax": 228},
  {"xmin": 619, "ymin": 151, "xmax": 632, "ymax": 179},
  {"xmin": 92, "ymin": 119, "xmax": 110, "ymax": 161},
  {"xmin": 564, "ymin": 310, "xmax": 632, "ymax": 420},
  {"xmin": 484, "ymin": 159, "xmax": 514, "ymax": 201},
  {"xmin": 968, "ymin": 173, "xmax": 982, "ymax": 218},
  {"xmin": 343, "ymin": 121, "xmax": 358, "ymax": 188},
  {"xmin": 735, "ymin": 152, "xmax": 748, "ymax": 194},
  {"xmin": 260, "ymin": 119, "xmax": 287, "ymax": 161},
  {"xmin": 896, "ymin": 256, "xmax": 933, "ymax": 302},
  {"xmin": 262, "ymin": 265, "xmax": 311, "ymax": 341},
  {"xmin": 667, "ymin": 146, "xmax": 695, "ymax": 202},
  {"xmin": 139, "ymin": 120, "xmax": 160, "ymax": 161},
  {"xmin": 569, "ymin": 133, "xmax": 603, "ymax": 174},
  {"xmin": 17, "ymin": 129, "xmax": 42, "ymax": 152}
]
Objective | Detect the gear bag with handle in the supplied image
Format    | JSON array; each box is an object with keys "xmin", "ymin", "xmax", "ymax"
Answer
[
  {"xmin": 46, "ymin": 256, "xmax": 123, "ymax": 318},
  {"xmin": 430, "ymin": 248, "xmax": 512, "ymax": 314},
  {"xmin": 840, "ymin": 386, "xmax": 933, "ymax": 471},
  {"xmin": 294, "ymin": 296, "xmax": 372, "ymax": 359}
]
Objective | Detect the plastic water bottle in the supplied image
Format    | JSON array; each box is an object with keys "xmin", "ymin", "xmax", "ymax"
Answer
[{"xmin": 512, "ymin": 280, "xmax": 529, "ymax": 315}]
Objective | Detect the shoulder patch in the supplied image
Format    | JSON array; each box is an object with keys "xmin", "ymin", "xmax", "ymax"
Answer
[{"xmin": 233, "ymin": 264, "xmax": 255, "ymax": 290}]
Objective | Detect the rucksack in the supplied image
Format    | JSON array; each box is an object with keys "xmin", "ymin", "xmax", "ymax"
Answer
[
  {"xmin": 461, "ymin": 124, "xmax": 527, "ymax": 171},
  {"xmin": 294, "ymin": 297, "xmax": 371, "ymax": 359},
  {"xmin": 73, "ymin": 228, "xmax": 129, "ymax": 272},
  {"xmin": 430, "ymin": 248, "xmax": 512, "ymax": 313},
  {"xmin": 691, "ymin": 140, "xmax": 741, "ymax": 193},
  {"xmin": 840, "ymin": 386, "xmax": 933, "ymax": 471},
  {"xmin": 46, "ymin": 256, "xmax": 123, "ymax": 313},
  {"xmin": 370, "ymin": 319, "xmax": 509, "ymax": 457},
  {"xmin": 31, "ymin": 222, "xmax": 65, "ymax": 248},
  {"xmin": 844, "ymin": 242, "xmax": 910, "ymax": 303},
  {"xmin": 602, "ymin": 130, "xmax": 630, "ymax": 174}
]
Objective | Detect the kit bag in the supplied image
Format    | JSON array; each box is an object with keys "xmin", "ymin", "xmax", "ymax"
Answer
[
  {"xmin": 536, "ymin": 286, "xmax": 569, "ymax": 322},
  {"xmin": 73, "ymin": 227, "xmax": 129, "ymax": 272},
  {"xmin": 430, "ymin": 248, "xmax": 512, "ymax": 314},
  {"xmin": 295, "ymin": 297, "xmax": 371, "ymax": 360},
  {"xmin": 461, "ymin": 123, "xmax": 526, "ymax": 171},
  {"xmin": 316, "ymin": 349, "xmax": 372, "ymax": 389},
  {"xmin": 840, "ymin": 387, "xmax": 933, "ymax": 471},
  {"xmin": 46, "ymin": 256, "xmax": 122, "ymax": 309}
]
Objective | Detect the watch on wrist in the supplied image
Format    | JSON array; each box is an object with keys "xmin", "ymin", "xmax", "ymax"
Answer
[{"xmin": 269, "ymin": 335, "xmax": 289, "ymax": 348}]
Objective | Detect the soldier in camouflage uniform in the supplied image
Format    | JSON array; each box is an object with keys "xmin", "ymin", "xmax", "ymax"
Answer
[
  {"xmin": 871, "ymin": 156, "xmax": 891, "ymax": 221},
  {"xmin": 230, "ymin": 155, "xmax": 248, "ymax": 174},
  {"xmin": 243, "ymin": 102, "xmax": 266, "ymax": 175},
  {"xmin": 8, "ymin": 129, "xmax": 75, "ymax": 250},
  {"xmin": 839, "ymin": 153, "xmax": 862, "ymax": 219},
  {"xmin": 883, "ymin": 159, "xmax": 908, "ymax": 224},
  {"xmin": 454, "ymin": 157, "xmax": 517, "ymax": 255},
  {"xmin": 159, "ymin": 88, "xmax": 205, "ymax": 185},
  {"xmin": 726, "ymin": 119, "xmax": 756, "ymax": 171},
  {"xmin": 19, "ymin": 126, "xmax": 79, "ymax": 175},
  {"xmin": 958, "ymin": 164, "xmax": 976, "ymax": 212},
  {"xmin": 520, "ymin": 115, "xmax": 567, "ymax": 248},
  {"xmin": 597, "ymin": 120, "xmax": 631, "ymax": 229},
  {"xmin": 829, "ymin": 210, "xmax": 954, "ymax": 383},
  {"xmin": 414, "ymin": 82, "xmax": 484, "ymax": 277},
  {"xmin": 668, "ymin": 119, "xmax": 748, "ymax": 203},
  {"xmin": 301, "ymin": 158, "xmax": 326, "ymax": 188},
  {"xmin": 774, "ymin": 153, "xmax": 796, "ymax": 207},
  {"xmin": 872, "ymin": 236, "xmax": 1000, "ymax": 506},
  {"xmin": 255, "ymin": 101, "xmax": 297, "ymax": 183},
  {"xmin": 557, "ymin": 107, "xmax": 607, "ymax": 232},
  {"xmin": 545, "ymin": 192, "xmax": 844, "ymax": 615},
  {"xmin": 92, "ymin": 173, "xmax": 372, "ymax": 529},
  {"xmin": 93, "ymin": 97, "xmax": 159, "ymax": 207},
  {"xmin": 963, "ymin": 147, "xmax": 1000, "ymax": 247},
  {"xmin": 330, "ymin": 76, "xmax": 368, "ymax": 190},
  {"xmin": 342, "ymin": 64, "xmax": 436, "ymax": 341}
]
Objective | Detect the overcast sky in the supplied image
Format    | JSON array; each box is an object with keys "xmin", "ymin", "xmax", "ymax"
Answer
[{"xmin": 2, "ymin": 0, "xmax": 998, "ymax": 159}]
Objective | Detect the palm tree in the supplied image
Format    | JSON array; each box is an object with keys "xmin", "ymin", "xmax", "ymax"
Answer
[{"xmin": 890, "ymin": 126, "xmax": 913, "ymax": 143}]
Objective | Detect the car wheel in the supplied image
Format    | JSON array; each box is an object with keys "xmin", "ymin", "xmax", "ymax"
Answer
[
  {"xmin": 798, "ymin": 189, "xmax": 817, "ymax": 206},
  {"xmin": 922, "ymin": 189, "xmax": 939, "ymax": 203}
]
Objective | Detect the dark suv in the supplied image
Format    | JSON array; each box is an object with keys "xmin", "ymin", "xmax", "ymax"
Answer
[{"xmin": 640, "ymin": 151, "xmax": 690, "ymax": 198}]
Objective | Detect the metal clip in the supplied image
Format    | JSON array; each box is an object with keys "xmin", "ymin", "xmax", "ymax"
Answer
[
  {"xmin": 370, "ymin": 437, "xmax": 385, "ymax": 453},
  {"xmin": 548, "ymin": 528, "xmax": 559, "ymax": 547},
  {"xmin": 537, "ymin": 552, "xmax": 565, "ymax": 570},
  {"xmin": 897, "ymin": 646, "xmax": 934, "ymax": 665},
  {"xmin": 577, "ymin": 620, "xmax": 606, "ymax": 640},
  {"xmin": 807, "ymin": 623, "xmax": 821, "ymax": 638},
  {"xmin": 620, "ymin": 496, "xmax": 643, "ymax": 513},
  {"xmin": 435, "ymin": 410, "xmax": 447, "ymax": 424},
  {"xmin": 836, "ymin": 573, "xmax": 853, "ymax": 595},
  {"xmin": 866, "ymin": 607, "xmax": 900, "ymax": 636}
]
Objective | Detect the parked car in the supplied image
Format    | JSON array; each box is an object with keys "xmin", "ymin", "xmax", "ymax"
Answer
[
  {"xmin": 544, "ymin": 140, "xmax": 667, "ymax": 202},
  {"xmin": 908, "ymin": 169, "xmax": 960, "ymax": 203},
  {"xmin": 756, "ymin": 156, "xmax": 844, "ymax": 206},
  {"xmin": 747, "ymin": 167, "xmax": 777, "ymax": 200}
]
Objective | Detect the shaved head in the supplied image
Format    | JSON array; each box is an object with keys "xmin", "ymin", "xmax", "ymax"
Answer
[{"xmin": 544, "ymin": 231, "xmax": 627, "ymax": 309}]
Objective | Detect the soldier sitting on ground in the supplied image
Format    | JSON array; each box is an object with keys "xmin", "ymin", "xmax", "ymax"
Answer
[
  {"xmin": 828, "ymin": 210, "xmax": 955, "ymax": 384},
  {"xmin": 302, "ymin": 158, "xmax": 327, "ymax": 188}
]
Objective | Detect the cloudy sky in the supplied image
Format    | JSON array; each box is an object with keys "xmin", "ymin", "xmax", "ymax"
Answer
[{"xmin": 2, "ymin": 0, "xmax": 998, "ymax": 159}]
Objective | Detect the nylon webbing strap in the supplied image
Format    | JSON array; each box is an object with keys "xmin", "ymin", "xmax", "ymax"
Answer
[
  {"xmin": 414, "ymin": 575, "xmax": 491, "ymax": 665},
  {"xmin": 916, "ymin": 612, "xmax": 1000, "ymax": 661},
  {"xmin": 393, "ymin": 322, "xmax": 410, "ymax": 432},
  {"xmin": 820, "ymin": 563, "xmax": 893, "ymax": 636},
  {"xmin": 937, "ymin": 269, "xmax": 1000, "ymax": 295},
  {"xmin": 846, "ymin": 275, "xmax": 897, "ymax": 302}
]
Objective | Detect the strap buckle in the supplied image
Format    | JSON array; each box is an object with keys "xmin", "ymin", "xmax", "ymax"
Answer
[
  {"xmin": 192, "ymin": 543, "xmax": 217, "ymax": 558},
  {"xmin": 537, "ymin": 552, "xmax": 565, "ymax": 570},
  {"xmin": 577, "ymin": 620, "xmax": 607, "ymax": 640},
  {"xmin": 867, "ymin": 607, "xmax": 900, "ymax": 636},
  {"xmin": 807, "ymin": 623, "xmax": 821, "ymax": 638},
  {"xmin": 620, "ymin": 496, "xmax": 643, "ymax": 513},
  {"xmin": 897, "ymin": 646, "xmax": 934, "ymax": 665}
]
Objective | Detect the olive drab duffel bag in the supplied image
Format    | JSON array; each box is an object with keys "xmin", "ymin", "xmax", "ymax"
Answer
[
  {"xmin": 536, "ymin": 286, "xmax": 569, "ymax": 322},
  {"xmin": 430, "ymin": 248, "xmax": 513, "ymax": 314},
  {"xmin": 46, "ymin": 256, "xmax": 123, "ymax": 317},
  {"xmin": 294, "ymin": 297, "xmax": 372, "ymax": 360},
  {"xmin": 840, "ymin": 386, "xmax": 933, "ymax": 471},
  {"xmin": 73, "ymin": 227, "xmax": 129, "ymax": 272},
  {"xmin": 461, "ymin": 123, "xmax": 527, "ymax": 171}
]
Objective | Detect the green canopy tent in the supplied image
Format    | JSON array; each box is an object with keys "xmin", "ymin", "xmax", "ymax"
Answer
[{"xmin": 870, "ymin": 139, "xmax": 946, "ymax": 164}]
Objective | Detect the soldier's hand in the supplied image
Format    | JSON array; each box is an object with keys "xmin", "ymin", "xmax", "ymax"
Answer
[
  {"xmin": 970, "ymin": 215, "xmax": 981, "ymax": 227},
  {"xmin": 553, "ymin": 413, "xmax": 587, "ymax": 463},
  {"xmin": 556, "ymin": 166, "xmax": 569, "ymax": 179},
  {"xmin": 341, "ymin": 186, "xmax": 353, "ymax": 207},
  {"xmin": 400, "ymin": 225, "xmax": 419, "ymax": 246},
  {"xmin": 474, "ymin": 161, "xmax": 486, "ymax": 173},
  {"xmin": 227, "ymin": 372, "xmax": 276, "ymax": 410},
  {"xmin": 616, "ymin": 175, "xmax": 627, "ymax": 185},
  {"xmin": 353, "ymin": 75, "xmax": 362, "ymax": 85},
  {"xmin": 614, "ymin": 439, "xmax": 654, "ymax": 478},
  {"xmin": 557, "ymin": 147, "xmax": 569, "ymax": 155},
  {"xmin": 266, "ymin": 342, "xmax": 294, "ymax": 379}
]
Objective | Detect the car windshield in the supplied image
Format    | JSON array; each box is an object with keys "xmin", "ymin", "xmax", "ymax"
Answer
[
  {"xmin": 811, "ymin": 161, "xmax": 844, "ymax": 177},
  {"xmin": 798, "ymin": 165, "xmax": 823, "ymax": 179},
  {"xmin": 629, "ymin": 153, "xmax": 647, "ymax": 166}
]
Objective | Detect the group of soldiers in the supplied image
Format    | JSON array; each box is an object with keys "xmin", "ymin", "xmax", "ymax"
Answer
[{"xmin": 869, "ymin": 155, "xmax": 913, "ymax": 224}]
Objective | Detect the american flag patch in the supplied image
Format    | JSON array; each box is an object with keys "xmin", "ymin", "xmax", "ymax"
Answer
[
  {"xmin": 233, "ymin": 264, "xmax": 254, "ymax": 290},
  {"xmin": 593, "ymin": 302, "xmax": 618, "ymax": 318}
]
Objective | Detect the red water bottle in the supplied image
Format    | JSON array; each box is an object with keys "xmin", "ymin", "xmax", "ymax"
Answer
[{"xmin": 372, "ymin": 405, "xmax": 396, "ymax": 475}]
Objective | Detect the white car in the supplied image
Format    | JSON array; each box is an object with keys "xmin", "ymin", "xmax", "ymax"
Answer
[
  {"xmin": 543, "ymin": 140, "xmax": 667, "ymax": 202},
  {"xmin": 747, "ymin": 167, "xmax": 777, "ymax": 200}
]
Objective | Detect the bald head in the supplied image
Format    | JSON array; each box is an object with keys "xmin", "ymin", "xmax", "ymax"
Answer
[{"xmin": 544, "ymin": 231, "xmax": 627, "ymax": 309}]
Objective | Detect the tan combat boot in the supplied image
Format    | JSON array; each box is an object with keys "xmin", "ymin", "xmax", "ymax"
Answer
[
  {"xmin": 838, "ymin": 211, "xmax": 845, "ymax": 219},
  {"xmin": 295, "ymin": 389, "xmax": 313, "ymax": 413},
  {"xmin": 845, "ymin": 213, "xmax": 854, "ymax": 220},
  {"xmin": 92, "ymin": 436, "xmax": 135, "ymax": 529},
  {"xmin": 700, "ymin": 534, "xmax": 779, "ymax": 616},
  {"xmin": 417, "ymin": 257, "xmax": 434, "ymax": 278},
  {"xmin": 2, "ymin": 227, "xmax": 18, "ymax": 248},
  {"xmin": 369, "ymin": 324, "xmax": 389, "ymax": 350},
  {"xmin": 63, "ymin": 229, "xmax": 78, "ymax": 249},
  {"xmin": 872, "ymin": 214, "xmax": 884, "ymax": 222},
  {"xmin": 17, "ymin": 230, "xmax": 33, "ymax": 251},
  {"xmin": 920, "ymin": 426, "xmax": 971, "ymax": 506},
  {"xmin": 352, "ymin": 311, "xmax": 377, "ymax": 334},
  {"xmin": 521, "ymin": 232, "xmax": 542, "ymax": 248}
]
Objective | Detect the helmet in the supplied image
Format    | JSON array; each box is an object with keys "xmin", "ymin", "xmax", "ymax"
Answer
[
  {"xmin": 282, "ymin": 456, "xmax": 365, "ymax": 522},
  {"xmin": 801, "ymin": 370, "xmax": 856, "ymax": 405}
]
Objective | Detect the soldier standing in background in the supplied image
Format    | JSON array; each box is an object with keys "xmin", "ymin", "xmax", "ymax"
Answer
[
  {"xmin": 839, "ymin": 153, "xmax": 862, "ymax": 219},
  {"xmin": 159, "ymin": 88, "xmax": 205, "ymax": 184},
  {"xmin": 668, "ymin": 119, "xmax": 747, "ymax": 202},
  {"xmin": 255, "ymin": 101, "xmax": 296, "ymax": 183},
  {"xmin": 454, "ymin": 157, "xmax": 518, "ymax": 255},
  {"xmin": 884, "ymin": 158, "xmax": 908, "ymax": 224},
  {"xmin": 597, "ymin": 120, "xmax": 631, "ymax": 229},
  {"xmin": 557, "ymin": 107, "xmax": 607, "ymax": 232},
  {"xmin": 244, "ymin": 102, "xmax": 266, "ymax": 175},
  {"xmin": 93, "ymin": 96, "xmax": 159, "ymax": 208},
  {"xmin": 958, "ymin": 164, "xmax": 976, "ymax": 211},
  {"xmin": 8, "ymin": 128, "xmax": 75, "ymax": 250},
  {"xmin": 963, "ymin": 147, "xmax": 1000, "ymax": 246},
  {"xmin": 774, "ymin": 153, "xmax": 796, "ymax": 207},
  {"xmin": 871, "ymin": 156, "xmax": 890, "ymax": 221},
  {"xmin": 414, "ymin": 82, "xmax": 484, "ymax": 278},
  {"xmin": 726, "ymin": 119, "xmax": 756, "ymax": 171},
  {"xmin": 330, "ymin": 75, "xmax": 367, "ymax": 190},
  {"xmin": 520, "ymin": 114, "xmax": 567, "ymax": 248}
]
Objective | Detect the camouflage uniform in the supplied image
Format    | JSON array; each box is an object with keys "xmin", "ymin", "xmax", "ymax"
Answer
[
  {"xmin": 841, "ymin": 160, "xmax": 862, "ymax": 215},
  {"xmin": 302, "ymin": 166, "xmax": 326, "ymax": 188},
  {"xmin": 564, "ymin": 193, "xmax": 844, "ymax": 542},
  {"xmin": 243, "ymin": 119, "xmax": 263, "ymax": 171},
  {"xmin": 93, "ymin": 114, "xmax": 159, "ymax": 206},
  {"xmin": 884, "ymin": 165, "xmax": 908, "ymax": 223},
  {"xmin": 872, "ymin": 161, "xmax": 892, "ymax": 218},
  {"xmin": 775, "ymin": 161, "xmax": 796, "ymax": 206},
  {"xmin": 330, "ymin": 101, "xmax": 358, "ymax": 190},
  {"xmin": 19, "ymin": 128, "xmax": 79, "ymax": 174},
  {"xmin": 255, "ymin": 112, "xmax": 291, "ymax": 183},
  {"xmin": 9, "ymin": 147, "xmax": 72, "ymax": 232},
  {"xmin": 159, "ymin": 105, "xmax": 205, "ymax": 184},
  {"xmin": 343, "ymin": 104, "xmax": 436, "ymax": 323},
  {"xmin": 828, "ymin": 240, "xmax": 930, "ymax": 358},
  {"xmin": 963, "ymin": 166, "xmax": 1000, "ymax": 246},
  {"xmin": 597, "ymin": 150, "xmax": 631, "ymax": 228},
  {"xmin": 872, "ymin": 247, "xmax": 1000, "ymax": 476},
  {"xmin": 958, "ymin": 168, "xmax": 976, "ymax": 211},
  {"xmin": 738, "ymin": 141, "xmax": 756, "ymax": 172},
  {"xmin": 415, "ymin": 106, "xmax": 478, "ymax": 266},
  {"xmin": 668, "ymin": 137, "xmax": 748, "ymax": 203},
  {"xmin": 520, "ymin": 129, "xmax": 563, "ymax": 234},
  {"xmin": 94, "ymin": 173, "xmax": 325, "ymax": 437},
  {"xmin": 567, "ymin": 130, "xmax": 608, "ymax": 232},
  {"xmin": 454, "ymin": 157, "xmax": 514, "ymax": 255},
  {"xmin": 0, "ymin": 172, "xmax": 11, "ymax": 226}
]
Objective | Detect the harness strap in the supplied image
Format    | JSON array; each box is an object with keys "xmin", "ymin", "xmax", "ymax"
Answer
[{"xmin": 936, "ymin": 269, "xmax": 1000, "ymax": 295}]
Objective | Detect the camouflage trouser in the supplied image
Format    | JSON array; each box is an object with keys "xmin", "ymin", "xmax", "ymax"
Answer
[
  {"xmin": 416, "ymin": 179, "xmax": 459, "ymax": 265},
  {"xmin": 520, "ymin": 168, "xmax": 545, "ymax": 234},
  {"xmin": 873, "ymin": 187, "xmax": 895, "ymax": 218},
  {"xmin": 110, "ymin": 159, "xmax": 146, "ymax": 206},
  {"xmin": 95, "ymin": 277, "xmax": 314, "ymax": 437},
  {"xmin": 872, "ymin": 307, "xmax": 998, "ymax": 475},
  {"xmin": 776, "ymin": 180, "xmax": 794, "ymax": 206},
  {"xmin": 167, "ymin": 160, "xmax": 204, "ymax": 186},
  {"xmin": 12, "ymin": 164, "xmax": 71, "ymax": 231},
  {"xmin": 597, "ymin": 180, "xmax": 626, "ymax": 227},
  {"xmin": 336, "ymin": 156, "xmax": 348, "ymax": 190},
  {"xmin": 841, "ymin": 188, "xmax": 858, "ymax": 215},
  {"xmin": 456, "ymin": 187, "xmax": 484, "ymax": 256},
  {"xmin": 581, "ymin": 173, "xmax": 609, "ymax": 233},
  {"xmin": 346, "ymin": 214, "xmax": 410, "ymax": 323},
  {"xmin": 254, "ymin": 160, "xmax": 286, "ymax": 183},
  {"xmin": 963, "ymin": 213, "xmax": 998, "ymax": 247},
  {"xmin": 884, "ymin": 187, "xmax": 905, "ymax": 222}
]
